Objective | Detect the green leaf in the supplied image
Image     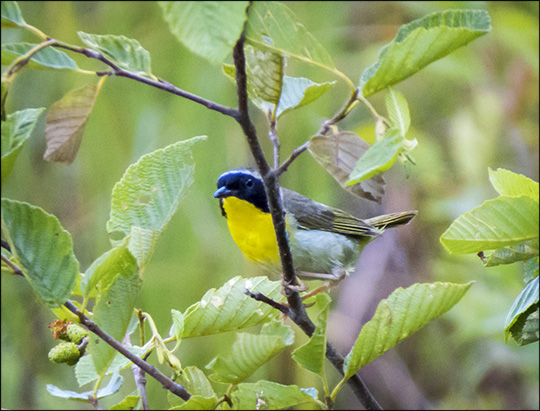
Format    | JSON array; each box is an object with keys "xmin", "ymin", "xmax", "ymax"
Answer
[
  {"xmin": 505, "ymin": 276, "xmax": 539, "ymax": 345},
  {"xmin": 77, "ymin": 32, "xmax": 152, "ymax": 73},
  {"xmin": 386, "ymin": 87, "xmax": 410, "ymax": 135},
  {"xmin": 159, "ymin": 1, "xmax": 249, "ymax": 64},
  {"xmin": 483, "ymin": 238, "xmax": 539, "ymax": 267},
  {"xmin": 308, "ymin": 130, "xmax": 385, "ymax": 202},
  {"xmin": 1, "ymin": 199, "xmax": 79, "ymax": 307},
  {"xmin": 1, "ymin": 108, "xmax": 45, "ymax": 185},
  {"xmin": 110, "ymin": 395, "xmax": 140, "ymax": 410},
  {"xmin": 343, "ymin": 282, "xmax": 472, "ymax": 380},
  {"xmin": 292, "ymin": 293, "xmax": 331, "ymax": 376},
  {"xmin": 107, "ymin": 136, "xmax": 206, "ymax": 269},
  {"xmin": 208, "ymin": 319, "xmax": 294, "ymax": 384},
  {"xmin": 80, "ymin": 245, "xmax": 137, "ymax": 298},
  {"xmin": 346, "ymin": 128, "xmax": 403, "ymax": 185},
  {"xmin": 246, "ymin": 1, "xmax": 334, "ymax": 70},
  {"xmin": 89, "ymin": 254, "xmax": 141, "ymax": 375},
  {"xmin": 170, "ymin": 309, "xmax": 184, "ymax": 342},
  {"xmin": 360, "ymin": 9, "xmax": 491, "ymax": 97},
  {"xmin": 1, "ymin": 1, "xmax": 26, "ymax": 28},
  {"xmin": 1, "ymin": 43, "xmax": 79, "ymax": 70},
  {"xmin": 245, "ymin": 44, "xmax": 284, "ymax": 104},
  {"xmin": 170, "ymin": 396, "xmax": 216, "ymax": 410},
  {"xmin": 44, "ymin": 83, "xmax": 100, "ymax": 164},
  {"xmin": 168, "ymin": 366, "xmax": 215, "ymax": 409},
  {"xmin": 75, "ymin": 346, "xmax": 146, "ymax": 387},
  {"xmin": 232, "ymin": 381, "xmax": 322, "ymax": 410},
  {"xmin": 440, "ymin": 196, "xmax": 539, "ymax": 254},
  {"xmin": 182, "ymin": 276, "xmax": 284, "ymax": 338},
  {"xmin": 47, "ymin": 372, "xmax": 123, "ymax": 401},
  {"xmin": 223, "ymin": 63, "xmax": 334, "ymax": 118},
  {"xmin": 488, "ymin": 167, "xmax": 539, "ymax": 200}
]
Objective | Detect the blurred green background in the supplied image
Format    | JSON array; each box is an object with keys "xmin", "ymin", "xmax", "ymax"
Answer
[{"xmin": 2, "ymin": 1, "xmax": 538, "ymax": 409}]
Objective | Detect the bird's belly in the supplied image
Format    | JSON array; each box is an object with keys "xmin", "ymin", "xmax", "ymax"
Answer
[{"xmin": 290, "ymin": 229, "xmax": 361, "ymax": 274}]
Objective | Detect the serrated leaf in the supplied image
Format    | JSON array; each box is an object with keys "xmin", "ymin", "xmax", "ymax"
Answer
[
  {"xmin": 182, "ymin": 276, "xmax": 284, "ymax": 338},
  {"xmin": 440, "ymin": 196, "xmax": 539, "ymax": 254},
  {"xmin": 343, "ymin": 282, "xmax": 472, "ymax": 379},
  {"xmin": 170, "ymin": 395, "xmax": 216, "ymax": 410},
  {"xmin": 291, "ymin": 293, "xmax": 331, "ymax": 376},
  {"xmin": 1, "ymin": 199, "xmax": 79, "ymax": 307},
  {"xmin": 386, "ymin": 87, "xmax": 410, "ymax": 135},
  {"xmin": 107, "ymin": 136, "xmax": 206, "ymax": 268},
  {"xmin": 360, "ymin": 9, "xmax": 491, "ymax": 97},
  {"xmin": 245, "ymin": 44, "xmax": 283, "ymax": 104},
  {"xmin": 80, "ymin": 244, "xmax": 137, "ymax": 298},
  {"xmin": 159, "ymin": 1, "xmax": 249, "ymax": 64},
  {"xmin": 246, "ymin": 1, "xmax": 334, "ymax": 70},
  {"xmin": 232, "ymin": 381, "xmax": 321, "ymax": 410},
  {"xmin": 44, "ymin": 83, "xmax": 100, "ymax": 164},
  {"xmin": 1, "ymin": 1, "xmax": 26, "ymax": 28},
  {"xmin": 89, "ymin": 255, "xmax": 141, "ymax": 375},
  {"xmin": 208, "ymin": 319, "xmax": 294, "ymax": 384},
  {"xmin": 488, "ymin": 167, "xmax": 539, "ymax": 200},
  {"xmin": 75, "ymin": 346, "xmax": 146, "ymax": 387},
  {"xmin": 1, "ymin": 108, "xmax": 45, "ymax": 184},
  {"xmin": 1, "ymin": 43, "xmax": 79, "ymax": 70},
  {"xmin": 505, "ymin": 276, "xmax": 539, "ymax": 345},
  {"xmin": 77, "ymin": 32, "xmax": 151, "ymax": 73},
  {"xmin": 47, "ymin": 372, "xmax": 122, "ymax": 401},
  {"xmin": 483, "ymin": 238, "xmax": 539, "ymax": 267},
  {"xmin": 346, "ymin": 128, "xmax": 403, "ymax": 185}
]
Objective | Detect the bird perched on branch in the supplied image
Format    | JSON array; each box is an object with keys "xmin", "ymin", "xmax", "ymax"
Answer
[{"xmin": 214, "ymin": 168, "xmax": 416, "ymax": 286}]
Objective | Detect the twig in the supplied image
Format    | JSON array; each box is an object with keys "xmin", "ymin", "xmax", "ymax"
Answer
[
  {"xmin": 123, "ymin": 333, "xmax": 149, "ymax": 410},
  {"xmin": 64, "ymin": 300, "xmax": 191, "ymax": 402},
  {"xmin": 276, "ymin": 141, "xmax": 309, "ymax": 177},
  {"xmin": 1, "ymin": 254, "xmax": 24, "ymax": 276}
]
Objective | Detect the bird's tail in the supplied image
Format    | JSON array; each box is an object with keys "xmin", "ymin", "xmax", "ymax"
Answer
[{"xmin": 365, "ymin": 210, "xmax": 417, "ymax": 230}]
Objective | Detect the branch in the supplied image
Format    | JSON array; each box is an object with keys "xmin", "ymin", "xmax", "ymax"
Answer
[
  {"xmin": 51, "ymin": 42, "xmax": 239, "ymax": 118},
  {"xmin": 63, "ymin": 300, "xmax": 191, "ymax": 402}
]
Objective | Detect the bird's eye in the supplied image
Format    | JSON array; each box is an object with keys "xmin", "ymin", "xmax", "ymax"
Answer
[{"xmin": 246, "ymin": 178, "xmax": 254, "ymax": 188}]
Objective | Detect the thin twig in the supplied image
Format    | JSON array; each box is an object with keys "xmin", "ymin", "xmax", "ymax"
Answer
[{"xmin": 64, "ymin": 300, "xmax": 191, "ymax": 401}]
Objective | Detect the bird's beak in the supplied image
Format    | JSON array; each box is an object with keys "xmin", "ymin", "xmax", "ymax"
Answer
[{"xmin": 213, "ymin": 186, "xmax": 230, "ymax": 198}]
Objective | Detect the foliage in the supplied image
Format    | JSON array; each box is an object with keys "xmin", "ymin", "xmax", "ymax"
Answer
[{"xmin": 2, "ymin": 1, "xmax": 538, "ymax": 410}]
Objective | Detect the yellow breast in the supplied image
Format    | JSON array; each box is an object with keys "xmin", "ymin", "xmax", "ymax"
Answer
[{"xmin": 221, "ymin": 197, "xmax": 280, "ymax": 268}]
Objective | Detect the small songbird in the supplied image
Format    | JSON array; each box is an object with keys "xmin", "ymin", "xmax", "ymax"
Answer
[{"xmin": 214, "ymin": 168, "xmax": 416, "ymax": 282}]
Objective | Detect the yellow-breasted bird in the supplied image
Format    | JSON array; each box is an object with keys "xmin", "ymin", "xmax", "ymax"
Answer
[{"xmin": 214, "ymin": 168, "xmax": 416, "ymax": 281}]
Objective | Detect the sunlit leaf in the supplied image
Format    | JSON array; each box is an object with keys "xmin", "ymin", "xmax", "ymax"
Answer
[
  {"xmin": 182, "ymin": 276, "xmax": 284, "ymax": 338},
  {"xmin": 1, "ymin": 42, "xmax": 79, "ymax": 70},
  {"xmin": 107, "ymin": 136, "xmax": 206, "ymax": 268},
  {"xmin": 246, "ymin": 1, "xmax": 334, "ymax": 69},
  {"xmin": 110, "ymin": 395, "xmax": 140, "ymax": 410},
  {"xmin": 360, "ymin": 9, "xmax": 491, "ymax": 97},
  {"xmin": 77, "ymin": 32, "xmax": 152, "ymax": 73},
  {"xmin": 488, "ymin": 167, "xmax": 539, "ymax": 200},
  {"xmin": 346, "ymin": 128, "xmax": 403, "ymax": 185},
  {"xmin": 44, "ymin": 83, "xmax": 100, "ymax": 164},
  {"xmin": 343, "ymin": 282, "xmax": 472, "ymax": 380},
  {"xmin": 159, "ymin": 1, "xmax": 249, "ymax": 64},
  {"xmin": 168, "ymin": 366, "xmax": 216, "ymax": 409},
  {"xmin": 232, "ymin": 381, "xmax": 322, "ymax": 410},
  {"xmin": 1, "ymin": 108, "xmax": 45, "ymax": 184},
  {"xmin": 386, "ymin": 87, "xmax": 410, "ymax": 135},
  {"xmin": 308, "ymin": 130, "xmax": 385, "ymax": 202},
  {"xmin": 208, "ymin": 319, "xmax": 294, "ymax": 384},
  {"xmin": 505, "ymin": 276, "xmax": 539, "ymax": 346},
  {"xmin": 1, "ymin": 199, "xmax": 79, "ymax": 307},
  {"xmin": 245, "ymin": 44, "xmax": 283, "ymax": 104},
  {"xmin": 440, "ymin": 196, "xmax": 539, "ymax": 254}
]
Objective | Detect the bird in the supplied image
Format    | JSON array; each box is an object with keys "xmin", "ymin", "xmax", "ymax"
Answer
[{"xmin": 213, "ymin": 168, "xmax": 416, "ymax": 284}]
